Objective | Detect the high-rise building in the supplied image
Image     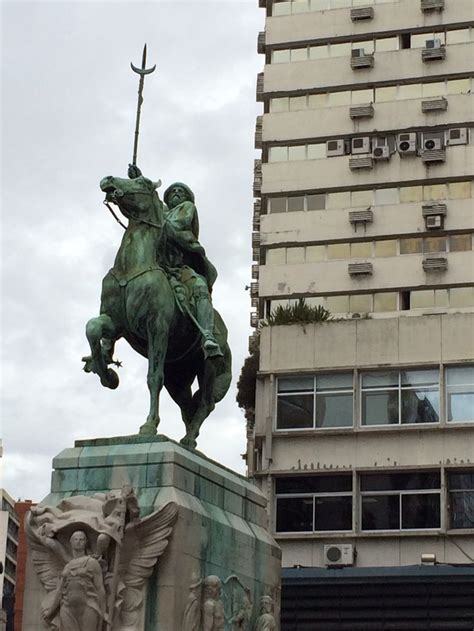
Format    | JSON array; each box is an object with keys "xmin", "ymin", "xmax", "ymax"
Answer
[
  {"xmin": 248, "ymin": 0, "xmax": 474, "ymax": 625},
  {"xmin": 0, "ymin": 490, "xmax": 18, "ymax": 631}
]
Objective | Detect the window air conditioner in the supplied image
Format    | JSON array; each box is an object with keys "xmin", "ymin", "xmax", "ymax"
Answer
[
  {"xmin": 446, "ymin": 127, "xmax": 468, "ymax": 146},
  {"xmin": 425, "ymin": 38, "xmax": 442, "ymax": 49},
  {"xmin": 397, "ymin": 132, "xmax": 417, "ymax": 155},
  {"xmin": 372, "ymin": 146, "xmax": 390, "ymax": 160},
  {"xmin": 324, "ymin": 544, "xmax": 354, "ymax": 567},
  {"xmin": 423, "ymin": 136, "xmax": 443, "ymax": 151},
  {"xmin": 326, "ymin": 139, "xmax": 345, "ymax": 157},
  {"xmin": 351, "ymin": 48, "xmax": 366, "ymax": 58},
  {"xmin": 351, "ymin": 136, "xmax": 371, "ymax": 155},
  {"xmin": 426, "ymin": 215, "xmax": 442, "ymax": 230}
]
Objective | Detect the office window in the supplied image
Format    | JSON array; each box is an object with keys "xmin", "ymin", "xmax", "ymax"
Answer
[
  {"xmin": 411, "ymin": 289, "xmax": 449, "ymax": 309},
  {"xmin": 287, "ymin": 196, "xmax": 305, "ymax": 212},
  {"xmin": 446, "ymin": 29, "xmax": 472, "ymax": 45},
  {"xmin": 351, "ymin": 190, "xmax": 373, "ymax": 206},
  {"xmin": 398, "ymin": 83, "xmax": 422, "ymax": 100},
  {"xmin": 351, "ymin": 241, "xmax": 372, "ymax": 258},
  {"xmin": 288, "ymin": 145, "xmax": 306, "ymax": 161},
  {"xmin": 374, "ymin": 188, "xmax": 399, "ymax": 205},
  {"xmin": 349, "ymin": 294, "xmax": 372, "ymax": 313},
  {"xmin": 374, "ymin": 240, "xmax": 397, "ymax": 257},
  {"xmin": 424, "ymin": 184, "xmax": 447, "ymax": 201},
  {"xmin": 276, "ymin": 373, "xmax": 353, "ymax": 430},
  {"xmin": 449, "ymin": 234, "xmax": 472, "ymax": 252},
  {"xmin": 400, "ymin": 186, "xmax": 423, "ymax": 203},
  {"xmin": 291, "ymin": 47, "xmax": 308, "ymax": 62},
  {"xmin": 308, "ymin": 93, "xmax": 327, "ymax": 109},
  {"xmin": 446, "ymin": 366, "xmax": 474, "ymax": 423},
  {"xmin": 309, "ymin": 45, "xmax": 330, "ymax": 60},
  {"xmin": 307, "ymin": 194, "xmax": 326, "ymax": 211},
  {"xmin": 292, "ymin": 0, "xmax": 309, "ymax": 13},
  {"xmin": 422, "ymin": 81, "xmax": 445, "ymax": 97},
  {"xmin": 376, "ymin": 37, "xmax": 399, "ymax": 52},
  {"xmin": 268, "ymin": 197, "xmax": 287, "ymax": 213},
  {"xmin": 326, "ymin": 295, "xmax": 349, "ymax": 313},
  {"xmin": 328, "ymin": 91, "xmax": 351, "ymax": 106},
  {"xmin": 327, "ymin": 192, "xmax": 351, "ymax": 210},
  {"xmin": 266, "ymin": 248, "xmax": 286, "ymax": 265},
  {"xmin": 330, "ymin": 42, "xmax": 352, "ymax": 57},
  {"xmin": 289, "ymin": 96, "xmax": 307, "ymax": 111},
  {"xmin": 272, "ymin": 49, "xmax": 291, "ymax": 64},
  {"xmin": 269, "ymin": 146, "xmax": 288, "ymax": 162},
  {"xmin": 423, "ymin": 236, "xmax": 446, "ymax": 253},
  {"xmin": 373, "ymin": 292, "xmax": 398, "ymax": 312},
  {"xmin": 361, "ymin": 472, "xmax": 441, "ymax": 531},
  {"xmin": 307, "ymin": 144, "xmax": 326, "ymax": 160},
  {"xmin": 450, "ymin": 287, "xmax": 474, "ymax": 308},
  {"xmin": 448, "ymin": 472, "xmax": 474, "ymax": 529},
  {"xmin": 376, "ymin": 86, "xmax": 397, "ymax": 102},
  {"xmin": 275, "ymin": 474, "xmax": 353, "ymax": 533},
  {"xmin": 447, "ymin": 79, "xmax": 472, "ymax": 95},
  {"xmin": 361, "ymin": 369, "xmax": 440, "ymax": 426},
  {"xmin": 400, "ymin": 238, "xmax": 422, "ymax": 255},
  {"xmin": 448, "ymin": 181, "xmax": 472, "ymax": 199},
  {"xmin": 270, "ymin": 98, "xmax": 289, "ymax": 113},
  {"xmin": 272, "ymin": 1, "xmax": 292, "ymax": 15},
  {"xmin": 328, "ymin": 243, "xmax": 350, "ymax": 259},
  {"xmin": 306, "ymin": 245, "xmax": 325, "ymax": 262},
  {"xmin": 352, "ymin": 89, "xmax": 373, "ymax": 105},
  {"xmin": 286, "ymin": 247, "xmax": 305, "ymax": 264}
]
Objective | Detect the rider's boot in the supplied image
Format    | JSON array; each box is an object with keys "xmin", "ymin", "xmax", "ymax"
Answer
[{"xmin": 195, "ymin": 291, "xmax": 223, "ymax": 359}]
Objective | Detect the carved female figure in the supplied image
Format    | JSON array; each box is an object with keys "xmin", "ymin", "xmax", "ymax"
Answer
[{"xmin": 43, "ymin": 531, "xmax": 106, "ymax": 631}]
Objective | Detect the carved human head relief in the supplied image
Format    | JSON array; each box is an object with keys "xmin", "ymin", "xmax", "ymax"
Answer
[{"xmin": 69, "ymin": 530, "xmax": 88, "ymax": 556}]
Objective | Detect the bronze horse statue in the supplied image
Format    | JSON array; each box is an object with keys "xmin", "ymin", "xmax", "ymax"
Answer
[{"xmin": 83, "ymin": 174, "xmax": 232, "ymax": 448}]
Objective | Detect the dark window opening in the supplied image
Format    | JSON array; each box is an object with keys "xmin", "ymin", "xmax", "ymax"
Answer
[
  {"xmin": 400, "ymin": 33, "xmax": 412, "ymax": 49},
  {"xmin": 401, "ymin": 291, "xmax": 411, "ymax": 310}
]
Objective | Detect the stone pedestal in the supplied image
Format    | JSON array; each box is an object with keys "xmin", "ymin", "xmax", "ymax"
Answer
[{"xmin": 22, "ymin": 436, "xmax": 281, "ymax": 630}]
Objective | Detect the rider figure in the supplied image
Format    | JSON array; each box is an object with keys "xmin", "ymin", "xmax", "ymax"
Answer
[{"xmin": 163, "ymin": 182, "xmax": 223, "ymax": 359}]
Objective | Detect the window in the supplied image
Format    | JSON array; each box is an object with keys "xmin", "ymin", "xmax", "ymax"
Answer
[
  {"xmin": 326, "ymin": 295, "xmax": 349, "ymax": 313},
  {"xmin": 275, "ymin": 475, "xmax": 353, "ymax": 533},
  {"xmin": 446, "ymin": 366, "xmax": 474, "ymax": 423},
  {"xmin": 449, "ymin": 234, "xmax": 472, "ymax": 252},
  {"xmin": 270, "ymin": 98, "xmax": 289, "ymax": 113},
  {"xmin": 361, "ymin": 369, "xmax": 440, "ymax": 426},
  {"xmin": 400, "ymin": 238, "xmax": 422, "ymax": 255},
  {"xmin": 268, "ymin": 197, "xmax": 287, "ymax": 214},
  {"xmin": 287, "ymin": 196, "xmax": 305, "ymax": 212},
  {"xmin": 266, "ymin": 248, "xmax": 286, "ymax": 265},
  {"xmin": 349, "ymin": 293, "xmax": 372, "ymax": 313},
  {"xmin": 361, "ymin": 471, "xmax": 441, "ymax": 531},
  {"xmin": 306, "ymin": 245, "xmax": 325, "ymax": 262},
  {"xmin": 374, "ymin": 240, "xmax": 397, "ymax": 257},
  {"xmin": 328, "ymin": 243, "xmax": 350, "ymax": 259},
  {"xmin": 374, "ymin": 188, "xmax": 399, "ymax": 205},
  {"xmin": 450, "ymin": 287, "xmax": 474, "ymax": 308},
  {"xmin": 373, "ymin": 292, "xmax": 398, "ymax": 312},
  {"xmin": 307, "ymin": 194, "xmax": 326, "ymax": 211},
  {"xmin": 288, "ymin": 145, "xmax": 306, "ymax": 161},
  {"xmin": 423, "ymin": 236, "xmax": 446, "ymax": 253},
  {"xmin": 289, "ymin": 96, "xmax": 307, "ymax": 111},
  {"xmin": 269, "ymin": 146, "xmax": 287, "ymax": 163},
  {"xmin": 351, "ymin": 241, "xmax": 372, "ymax": 258},
  {"xmin": 448, "ymin": 472, "xmax": 474, "ymax": 529},
  {"xmin": 276, "ymin": 373, "xmax": 353, "ymax": 430},
  {"xmin": 286, "ymin": 247, "xmax": 305, "ymax": 264},
  {"xmin": 272, "ymin": 49, "xmax": 290, "ymax": 64}
]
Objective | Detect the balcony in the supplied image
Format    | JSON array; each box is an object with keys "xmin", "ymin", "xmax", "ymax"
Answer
[
  {"xmin": 257, "ymin": 31, "xmax": 266, "ymax": 55},
  {"xmin": 255, "ymin": 115, "xmax": 263, "ymax": 149}
]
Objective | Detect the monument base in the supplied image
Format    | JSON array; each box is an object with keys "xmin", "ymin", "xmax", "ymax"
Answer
[{"xmin": 22, "ymin": 436, "xmax": 281, "ymax": 630}]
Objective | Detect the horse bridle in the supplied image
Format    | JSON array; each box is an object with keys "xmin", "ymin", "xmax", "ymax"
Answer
[{"xmin": 103, "ymin": 189, "xmax": 162, "ymax": 231}]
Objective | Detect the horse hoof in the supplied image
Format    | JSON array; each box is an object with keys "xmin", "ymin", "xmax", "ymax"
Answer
[
  {"xmin": 180, "ymin": 436, "xmax": 197, "ymax": 449},
  {"xmin": 139, "ymin": 423, "xmax": 157, "ymax": 436},
  {"xmin": 100, "ymin": 368, "xmax": 119, "ymax": 390}
]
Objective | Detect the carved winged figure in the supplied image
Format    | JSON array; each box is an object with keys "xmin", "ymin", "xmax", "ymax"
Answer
[{"xmin": 25, "ymin": 488, "xmax": 177, "ymax": 631}]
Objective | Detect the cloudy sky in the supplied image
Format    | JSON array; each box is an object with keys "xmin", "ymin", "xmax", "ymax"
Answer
[{"xmin": 0, "ymin": 0, "xmax": 263, "ymax": 501}]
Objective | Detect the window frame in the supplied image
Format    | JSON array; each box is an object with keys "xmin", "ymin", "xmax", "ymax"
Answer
[{"xmin": 445, "ymin": 365, "xmax": 474, "ymax": 424}]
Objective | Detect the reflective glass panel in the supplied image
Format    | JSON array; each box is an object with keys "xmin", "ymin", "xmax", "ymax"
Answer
[
  {"xmin": 374, "ymin": 240, "xmax": 397, "ymax": 257},
  {"xmin": 349, "ymin": 293, "xmax": 372, "ymax": 312},
  {"xmin": 306, "ymin": 245, "xmax": 325, "ymax": 262},
  {"xmin": 450, "ymin": 234, "xmax": 472, "ymax": 252},
  {"xmin": 448, "ymin": 181, "xmax": 472, "ymax": 199},
  {"xmin": 288, "ymin": 145, "xmax": 306, "ymax": 161},
  {"xmin": 351, "ymin": 89, "xmax": 373, "ymax": 104},
  {"xmin": 327, "ymin": 192, "xmax": 351, "ymax": 209},
  {"xmin": 376, "ymin": 37, "xmax": 399, "ymax": 51},
  {"xmin": 401, "ymin": 390, "xmax": 439, "ymax": 424},
  {"xmin": 278, "ymin": 376, "xmax": 314, "ymax": 392},
  {"xmin": 330, "ymin": 42, "xmax": 351, "ymax": 57},
  {"xmin": 277, "ymin": 394, "xmax": 314, "ymax": 429},
  {"xmin": 269, "ymin": 146, "xmax": 288, "ymax": 162},
  {"xmin": 327, "ymin": 243, "xmax": 350, "ymax": 259},
  {"xmin": 309, "ymin": 45, "xmax": 329, "ymax": 60},
  {"xmin": 398, "ymin": 83, "xmax": 422, "ymax": 100},
  {"xmin": 266, "ymin": 248, "xmax": 286, "ymax": 264},
  {"xmin": 292, "ymin": 0, "xmax": 309, "ymax": 13},
  {"xmin": 276, "ymin": 474, "xmax": 352, "ymax": 494},
  {"xmin": 446, "ymin": 29, "xmax": 471, "ymax": 45},
  {"xmin": 446, "ymin": 367, "xmax": 474, "ymax": 422},
  {"xmin": 400, "ymin": 186, "xmax": 423, "ymax": 203},
  {"xmin": 307, "ymin": 194, "xmax": 326, "ymax": 210},
  {"xmin": 449, "ymin": 491, "xmax": 474, "ymax": 528},
  {"xmin": 447, "ymin": 78, "xmax": 472, "ymax": 94},
  {"xmin": 308, "ymin": 93, "xmax": 327, "ymax": 108},
  {"xmin": 315, "ymin": 496, "xmax": 352, "ymax": 531},
  {"xmin": 400, "ymin": 238, "xmax": 422, "ymax": 254},
  {"xmin": 351, "ymin": 189, "xmax": 373, "ymax": 206},
  {"xmin": 327, "ymin": 91, "xmax": 351, "ymax": 106},
  {"xmin": 269, "ymin": 197, "xmax": 287, "ymax": 213},
  {"xmin": 362, "ymin": 391, "xmax": 399, "ymax": 425},
  {"xmin": 307, "ymin": 144, "xmax": 326, "ymax": 160},
  {"xmin": 286, "ymin": 247, "xmax": 305, "ymax": 263},
  {"xmin": 287, "ymin": 196, "xmax": 305, "ymax": 212},
  {"xmin": 326, "ymin": 295, "xmax": 349, "ymax": 313},
  {"xmin": 450, "ymin": 287, "xmax": 474, "ymax": 308},
  {"xmin": 289, "ymin": 96, "xmax": 307, "ymax": 111},
  {"xmin": 411, "ymin": 290, "xmax": 435, "ymax": 308},
  {"xmin": 373, "ymin": 292, "xmax": 398, "ymax": 312},
  {"xmin": 422, "ymin": 82, "xmax": 445, "ymax": 97},
  {"xmin": 376, "ymin": 86, "xmax": 397, "ymax": 102},
  {"xmin": 272, "ymin": 1, "xmax": 292, "ymax": 15},
  {"xmin": 402, "ymin": 494, "xmax": 440, "ymax": 529},
  {"xmin": 272, "ymin": 49, "xmax": 291, "ymax": 63},
  {"xmin": 424, "ymin": 236, "xmax": 446, "ymax": 253},
  {"xmin": 351, "ymin": 242, "xmax": 372, "ymax": 258},
  {"xmin": 435, "ymin": 289, "xmax": 449, "ymax": 307},
  {"xmin": 316, "ymin": 393, "xmax": 353, "ymax": 428},
  {"xmin": 276, "ymin": 497, "xmax": 313, "ymax": 532},
  {"xmin": 270, "ymin": 98, "xmax": 289, "ymax": 113},
  {"xmin": 361, "ymin": 495, "xmax": 399, "ymax": 530},
  {"xmin": 424, "ymin": 184, "xmax": 447, "ymax": 201},
  {"xmin": 374, "ymin": 188, "xmax": 399, "ymax": 205},
  {"xmin": 291, "ymin": 48, "xmax": 308, "ymax": 62},
  {"xmin": 317, "ymin": 373, "xmax": 353, "ymax": 390}
]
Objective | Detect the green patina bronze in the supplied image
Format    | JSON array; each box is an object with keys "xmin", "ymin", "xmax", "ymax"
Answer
[{"xmin": 82, "ymin": 172, "xmax": 232, "ymax": 448}]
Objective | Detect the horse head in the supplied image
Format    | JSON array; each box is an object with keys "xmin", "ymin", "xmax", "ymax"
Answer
[{"xmin": 100, "ymin": 174, "xmax": 163, "ymax": 225}]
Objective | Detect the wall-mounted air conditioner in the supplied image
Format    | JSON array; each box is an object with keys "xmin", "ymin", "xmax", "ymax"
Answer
[
  {"xmin": 397, "ymin": 132, "xmax": 417, "ymax": 155},
  {"xmin": 426, "ymin": 215, "xmax": 443, "ymax": 229},
  {"xmin": 351, "ymin": 48, "xmax": 366, "ymax": 58},
  {"xmin": 446, "ymin": 128, "xmax": 468, "ymax": 146},
  {"xmin": 372, "ymin": 139, "xmax": 390, "ymax": 161},
  {"xmin": 351, "ymin": 137, "xmax": 371, "ymax": 155},
  {"xmin": 326, "ymin": 139, "xmax": 345, "ymax": 157},
  {"xmin": 324, "ymin": 544, "xmax": 354, "ymax": 567},
  {"xmin": 425, "ymin": 38, "xmax": 442, "ymax": 49},
  {"xmin": 422, "ymin": 135, "xmax": 443, "ymax": 151}
]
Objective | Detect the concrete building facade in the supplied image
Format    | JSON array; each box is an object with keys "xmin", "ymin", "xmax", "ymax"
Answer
[
  {"xmin": 249, "ymin": 0, "xmax": 474, "ymax": 622},
  {"xmin": 0, "ymin": 490, "xmax": 19, "ymax": 631}
]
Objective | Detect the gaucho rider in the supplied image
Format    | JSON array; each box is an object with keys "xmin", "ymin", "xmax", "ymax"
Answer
[{"xmin": 162, "ymin": 182, "xmax": 222, "ymax": 359}]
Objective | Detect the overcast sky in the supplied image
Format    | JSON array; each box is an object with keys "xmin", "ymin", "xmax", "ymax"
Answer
[{"xmin": 0, "ymin": 0, "xmax": 263, "ymax": 501}]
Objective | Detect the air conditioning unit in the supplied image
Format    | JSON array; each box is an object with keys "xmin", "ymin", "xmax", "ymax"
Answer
[
  {"xmin": 397, "ymin": 132, "xmax": 417, "ymax": 156},
  {"xmin": 446, "ymin": 127, "xmax": 468, "ymax": 146},
  {"xmin": 326, "ymin": 139, "xmax": 345, "ymax": 157},
  {"xmin": 351, "ymin": 137, "xmax": 371, "ymax": 155},
  {"xmin": 426, "ymin": 215, "xmax": 443, "ymax": 229},
  {"xmin": 324, "ymin": 544, "xmax": 354, "ymax": 567},
  {"xmin": 425, "ymin": 38, "xmax": 442, "ymax": 49},
  {"xmin": 372, "ymin": 146, "xmax": 390, "ymax": 161},
  {"xmin": 351, "ymin": 48, "xmax": 366, "ymax": 58},
  {"xmin": 422, "ymin": 135, "xmax": 443, "ymax": 151}
]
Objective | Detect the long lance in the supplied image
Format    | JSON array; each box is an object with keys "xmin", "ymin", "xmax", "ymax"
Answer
[{"xmin": 130, "ymin": 44, "xmax": 156, "ymax": 167}]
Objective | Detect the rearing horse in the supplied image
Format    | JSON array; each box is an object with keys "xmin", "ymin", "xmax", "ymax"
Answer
[{"xmin": 83, "ymin": 174, "xmax": 232, "ymax": 448}]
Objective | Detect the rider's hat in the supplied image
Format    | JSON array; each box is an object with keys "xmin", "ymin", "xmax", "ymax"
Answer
[{"xmin": 163, "ymin": 182, "xmax": 195, "ymax": 207}]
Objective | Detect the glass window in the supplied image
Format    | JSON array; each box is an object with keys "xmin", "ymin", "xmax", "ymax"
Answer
[
  {"xmin": 292, "ymin": 0, "xmax": 309, "ymax": 13},
  {"xmin": 351, "ymin": 242, "xmax": 372, "ymax": 258},
  {"xmin": 276, "ymin": 497, "xmax": 313, "ymax": 532},
  {"xmin": 450, "ymin": 234, "xmax": 472, "ymax": 252},
  {"xmin": 327, "ymin": 91, "xmax": 351, "ymax": 106},
  {"xmin": 400, "ymin": 185, "xmax": 423, "ymax": 203},
  {"xmin": 398, "ymin": 83, "xmax": 423, "ymax": 100},
  {"xmin": 289, "ymin": 96, "xmax": 307, "ymax": 111},
  {"xmin": 354, "ymin": 39, "xmax": 374, "ymax": 54},
  {"xmin": 400, "ymin": 238, "xmax": 422, "ymax": 255},
  {"xmin": 326, "ymin": 295, "xmax": 349, "ymax": 313},
  {"xmin": 287, "ymin": 196, "xmax": 305, "ymax": 212},
  {"xmin": 423, "ymin": 236, "xmax": 446, "ymax": 253},
  {"xmin": 277, "ymin": 392, "xmax": 313, "ymax": 429},
  {"xmin": 330, "ymin": 42, "xmax": 351, "ymax": 58},
  {"xmin": 361, "ymin": 369, "xmax": 439, "ymax": 425},
  {"xmin": 448, "ymin": 472, "xmax": 474, "ymax": 529},
  {"xmin": 286, "ymin": 247, "xmax": 305, "ymax": 264},
  {"xmin": 331, "ymin": 0, "xmax": 351, "ymax": 7},
  {"xmin": 307, "ymin": 194, "xmax": 326, "ymax": 211},
  {"xmin": 305, "ymin": 296, "xmax": 325, "ymax": 308},
  {"xmin": 349, "ymin": 293, "xmax": 372, "ymax": 313},
  {"xmin": 374, "ymin": 240, "xmax": 397, "ymax": 257},
  {"xmin": 446, "ymin": 29, "xmax": 471, "ymax": 45},
  {"xmin": 269, "ymin": 146, "xmax": 288, "ymax": 162},
  {"xmin": 269, "ymin": 197, "xmax": 287, "ymax": 213},
  {"xmin": 315, "ymin": 373, "xmax": 353, "ymax": 428},
  {"xmin": 315, "ymin": 496, "xmax": 352, "ymax": 530},
  {"xmin": 361, "ymin": 472, "xmax": 441, "ymax": 531},
  {"xmin": 351, "ymin": 189, "xmax": 373, "ymax": 206},
  {"xmin": 374, "ymin": 188, "xmax": 399, "ymax": 205},
  {"xmin": 328, "ymin": 243, "xmax": 350, "ymax": 259},
  {"xmin": 327, "ymin": 192, "xmax": 351, "ymax": 209},
  {"xmin": 411, "ymin": 290, "xmax": 435, "ymax": 308},
  {"xmin": 376, "ymin": 37, "xmax": 399, "ymax": 52},
  {"xmin": 448, "ymin": 181, "xmax": 472, "ymax": 199},
  {"xmin": 435, "ymin": 289, "xmax": 449, "ymax": 307},
  {"xmin": 373, "ymin": 292, "xmax": 398, "ymax": 312},
  {"xmin": 307, "ymin": 144, "xmax": 326, "ymax": 160},
  {"xmin": 270, "ymin": 98, "xmax": 289, "ymax": 113},
  {"xmin": 422, "ymin": 82, "xmax": 445, "ymax": 97},
  {"xmin": 272, "ymin": 1, "xmax": 292, "ymax": 15},
  {"xmin": 376, "ymin": 86, "xmax": 397, "ymax": 102},
  {"xmin": 446, "ymin": 366, "xmax": 474, "ymax": 423},
  {"xmin": 412, "ymin": 33, "xmax": 430, "ymax": 48},
  {"xmin": 309, "ymin": 45, "xmax": 330, "ymax": 60},
  {"xmin": 276, "ymin": 474, "xmax": 352, "ymax": 494},
  {"xmin": 424, "ymin": 184, "xmax": 447, "ymax": 201},
  {"xmin": 308, "ymin": 93, "xmax": 327, "ymax": 109},
  {"xmin": 311, "ymin": 0, "xmax": 329, "ymax": 8},
  {"xmin": 272, "ymin": 49, "xmax": 291, "ymax": 64},
  {"xmin": 351, "ymin": 89, "xmax": 373, "ymax": 105},
  {"xmin": 288, "ymin": 145, "xmax": 306, "ymax": 161},
  {"xmin": 291, "ymin": 47, "xmax": 308, "ymax": 62},
  {"xmin": 450, "ymin": 287, "xmax": 474, "ymax": 308},
  {"xmin": 447, "ymin": 78, "xmax": 472, "ymax": 95},
  {"xmin": 266, "ymin": 248, "xmax": 286, "ymax": 265},
  {"xmin": 306, "ymin": 245, "xmax": 325, "ymax": 262}
]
